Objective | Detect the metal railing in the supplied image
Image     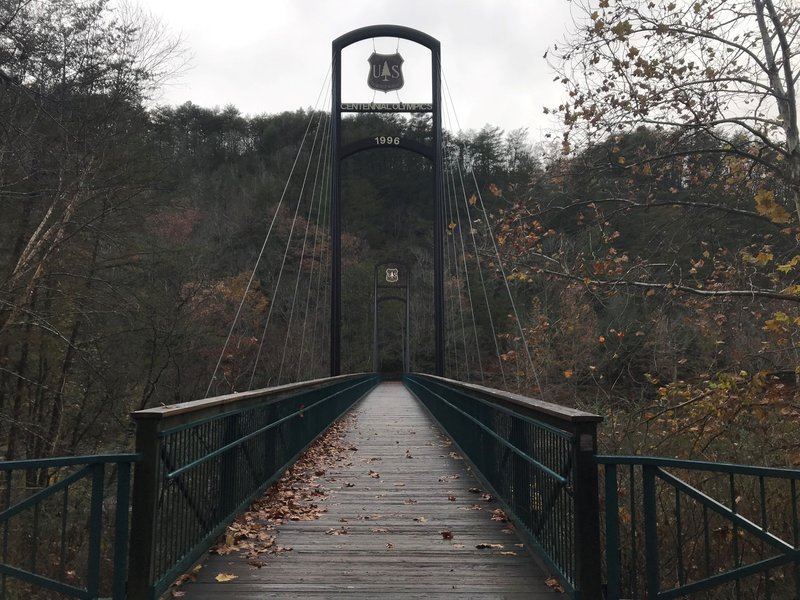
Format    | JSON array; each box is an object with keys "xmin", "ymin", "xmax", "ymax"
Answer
[
  {"xmin": 127, "ymin": 373, "xmax": 378, "ymax": 600},
  {"xmin": 0, "ymin": 454, "xmax": 139, "ymax": 600},
  {"xmin": 404, "ymin": 373, "xmax": 603, "ymax": 599},
  {"xmin": 598, "ymin": 456, "xmax": 800, "ymax": 599}
]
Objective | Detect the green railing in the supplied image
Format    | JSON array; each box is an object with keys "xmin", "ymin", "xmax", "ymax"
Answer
[
  {"xmin": 404, "ymin": 373, "xmax": 603, "ymax": 599},
  {"xmin": 127, "ymin": 373, "xmax": 378, "ymax": 600},
  {"xmin": 0, "ymin": 454, "xmax": 139, "ymax": 600},
  {"xmin": 599, "ymin": 456, "xmax": 800, "ymax": 599}
]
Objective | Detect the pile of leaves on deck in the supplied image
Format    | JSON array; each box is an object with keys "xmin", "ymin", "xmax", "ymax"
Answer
[{"xmin": 170, "ymin": 412, "xmax": 357, "ymax": 592}]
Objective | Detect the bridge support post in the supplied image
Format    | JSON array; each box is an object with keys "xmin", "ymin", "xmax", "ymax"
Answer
[
  {"xmin": 330, "ymin": 26, "xmax": 444, "ymax": 377},
  {"xmin": 573, "ymin": 420, "xmax": 603, "ymax": 600},
  {"xmin": 432, "ymin": 51, "xmax": 444, "ymax": 377},
  {"xmin": 128, "ymin": 415, "xmax": 161, "ymax": 600}
]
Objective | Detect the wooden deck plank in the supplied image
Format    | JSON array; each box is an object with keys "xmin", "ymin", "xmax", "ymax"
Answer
[{"xmin": 175, "ymin": 382, "xmax": 560, "ymax": 598}]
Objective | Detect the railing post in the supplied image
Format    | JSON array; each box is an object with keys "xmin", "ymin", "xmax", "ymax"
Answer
[
  {"xmin": 643, "ymin": 464, "xmax": 660, "ymax": 600},
  {"xmin": 128, "ymin": 415, "xmax": 161, "ymax": 600},
  {"xmin": 113, "ymin": 460, "xmax": 133, "ymax": 600},
  {"xmin": 573, "ymin": 420, "xmax": 602, "ymax": 600},
  {"xmin": 604, "ymin": 463, "xmax": 620, "ymax": 600}
]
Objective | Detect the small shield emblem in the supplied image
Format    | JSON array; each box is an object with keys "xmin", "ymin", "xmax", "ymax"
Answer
[
  {"xmin": 386, "ymin": 268, "xmax": 399, "ymax": 283},
  {"xmin": 368, "ymin": 52, "xmax": 404, "ymax": 92}
]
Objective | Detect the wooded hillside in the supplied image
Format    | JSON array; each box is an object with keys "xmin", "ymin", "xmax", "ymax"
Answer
[{"xmin": 0, "ymin": 0, "xmax": 798, "ymax": 472}]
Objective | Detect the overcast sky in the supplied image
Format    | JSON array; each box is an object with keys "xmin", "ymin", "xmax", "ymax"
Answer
[{"xmin": 135, "ymin": 0, "xmax": 578, "ymax": 140}]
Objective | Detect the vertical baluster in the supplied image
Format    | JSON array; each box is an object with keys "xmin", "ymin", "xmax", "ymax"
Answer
[
  {"xmin": 703, "ymin": 504, "xmax": 711, "ymax": 579},
  {"xmin": 675, "ymin": 487, "xmax": 685, "ymax": 588},
  {"xmin": 630, "ymin": 464, "xmax": 639, "ymax": 600},
  {"xmin": 2, "ymin": 470, "xmax": 11, "ymax": 600},
  {"xmin": 113, "ymin": 461, "xmax": 132, "ymax": 600},
  {"xmin": 86, "ymin": 462, "xmax": 104, "ymax": 599},
  {"xmin": 643, "ymin": 465, "xmax": 660, "ymax": 600},
  {"xmin": 193, "ymin": 425, "xmax": 201, "ymax": 551},
  {"xmin": 60, "ymin": 487, "xmax": 68, "ymax": 582},
  {"xmin": 176, "ymin": 430, "xmax": 185, "ymax": 566},
  {"xmin": 729, "ymin": 473, "xmax": 740, "ymax": 600},
  {"xmin": 164, "ymin": 438, "xmax": 174, "ymax": 579},
  {"xmin": 759, "ymin": 475, "xmax": 770, "ymax": 600},
  {"xmin": 31, "ymin": 501, "xmax": 39, "ymax": 574},
  {"xmin": 791, "ymin": 479, "xmax": 799, "ymax": 599},
  {"xmin": 605, "ymin": 463, "xmax": 620, "ymax": 600}
]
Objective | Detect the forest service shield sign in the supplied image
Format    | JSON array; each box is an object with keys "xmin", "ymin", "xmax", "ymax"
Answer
[
  {"xmin": 368, "ymin": 52, "xmax": 404, "ymax": 92},
  {"xmin": 386, "ymin": 268, "xmax": 399, "ymax": 283}
]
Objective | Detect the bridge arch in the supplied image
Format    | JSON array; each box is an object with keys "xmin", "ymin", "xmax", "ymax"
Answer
[{"xmin": 330, "ymin": 25, "xmax": 444, "ymax": 377}]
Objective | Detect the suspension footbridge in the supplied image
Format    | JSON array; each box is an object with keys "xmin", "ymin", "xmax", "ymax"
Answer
[{"xmin": 1, "ymin": 24, "xmax": 798, "ymax": 600}]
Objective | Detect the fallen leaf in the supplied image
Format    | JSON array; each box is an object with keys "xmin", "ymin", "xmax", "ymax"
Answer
[
  {"xmin": 215, "ymin": 572, "xmax": 238, "ymax": 582},
  {"xmin": 491, "ymin": 508, "xmax": 508, "ymax": 521},
  {"xmin": 468, "ymin": 487, "xmax": 482, "ymax": 494},
  {"xmin": 386, "ymin": 542, "xmax": 394, "ymax": 549},
  {"xmin": 248, "ymin": 560, "xmax": 267, "ymax": 568},
  {"xmin": 171, "ymin": 592, "xmax": 186, "ymax": 598},
  {"xmin": 414, "ymin": 516, "xmax": 428, "ymax": 523},
  {"xmin": 500, "ymin": 551, "xmax": 517, "ymax": 556},
  {"xmin": 441, "ymin": 530, "xmax": 454, "ymax": 540},
  {"xmin": 545, "ymin": 577, "xmax": 566, "ymax": 593},
  {"xmin": 326, "ymin": 527, "xmax": 348, "ymax": 535},
  {"xmin": 403, "ymin": 498, "xmax": 418, "ymax": 505},
  {"xmin": 476, "ymin": 543, "xmax": 504, "ymax": 549},
  {"xmin": 447, "ymin": 495, "xmax": 457, "ymax": 501},
  {"xmin": 371, "ymin": 527, "xmax": 389, "ymax": 533}
]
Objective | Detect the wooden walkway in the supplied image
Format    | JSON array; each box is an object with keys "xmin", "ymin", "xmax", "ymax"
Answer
[{"xmin": 176, "ymin": 382, "xmax": 559, "ymax": 598}]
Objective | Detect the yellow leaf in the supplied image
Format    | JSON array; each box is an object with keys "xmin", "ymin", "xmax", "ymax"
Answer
[
  {"xmin": 468, "ymin": 193, "xmax": 477, "ymax": 206},
  {"xmin": 754, "ymin": 188, "xmax": 791, "ymax": 224},
  {"xmin": 563, "ymin": 369, "xmax": 574, "ymax": 379},
  {"xmin": 754, "ymin": 251, "xmax": 773, "ymax": 266},
  {"xmin": 215, "ymin": 573, "xmax": 238, "ymax": 582},
  {"xmin": 448, "ymin": 222, "xmax": 457, "ymax": 230},
  {"xmin": 777, "ymin": 255, "xmax": 800, "ymax": 273}
]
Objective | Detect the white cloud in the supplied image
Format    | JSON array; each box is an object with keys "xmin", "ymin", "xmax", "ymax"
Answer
[{"xmin": 136, "ymin": 0, "xmax": 573, "ymax": 139}]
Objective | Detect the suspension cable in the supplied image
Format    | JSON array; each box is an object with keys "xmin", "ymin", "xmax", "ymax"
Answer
[
  {"xmin": 440, "ymin": 64, "xmax": 546, "ymax": 398},
  {"xmin": 248, "ymin": 105, "xmax": 329, "ymax": 390},
  {"xmin": 205, "ymin": 65, "xmax": 332, "ymax": 398},
  {"xmin": 296, "ymin": 117, "xmax": 333, "ymax": 381},
  {"xmin": 443, "ymin": 162, "xmax": 472, "ymax": 380},
  {"xmin": 447, "ymin": 138, "xmax": 507, "ymax": 387},
  {"xmin": 309, "ymin": 173, "xmax": 332, "ymax": 378},
  {"xmin": 447, "ymin": 158, "xmax": 484, "ymax": 383},
  {"xmin": 278, "ymin": 111, "xmax": 332, "ymax": 383}
]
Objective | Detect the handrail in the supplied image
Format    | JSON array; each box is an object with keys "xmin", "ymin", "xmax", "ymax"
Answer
[
  {"xmin": 128, "ymin": 373, "xmax": 379, "ymax": 600},
  {"xmin": 404, "ymin": 373, "xmax": 603, "ymax": 600},
  {"xmin": 599, "ymin": 455, "xmax": 800, "ymax": 599},
  {"xmin": 0, "ymin": 454, "xmax": 139, "ymax": 599}
]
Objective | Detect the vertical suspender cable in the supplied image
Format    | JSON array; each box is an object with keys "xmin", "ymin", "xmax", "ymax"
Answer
[
  {"xmin": 448, "ymin": 160, "xmax": 484, "ymax": 383},
  {"xmin": 440, "ymin": 67, "xmax": 546, "ymax": 397},
  {"xmin": 444, "ymin": 166, "xmax": 472, "ymax": 380},
  {"xmin": 204, "ymin": 65, "xmax": 331, "ymax": 397},
  {"xmin": 277, "ymin": 112, "xmax": 331, "ymax": 383},
  {"xmin": 248, "ymin": 105, "xmax": 329, "ymax": 390},
  {"xmin": 296, "ymin": 121, "xmax": 333, "ymax": 381},
  {"xmin": 448, "ymin": 141, "xmax": 507, "ymax": 387}
]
